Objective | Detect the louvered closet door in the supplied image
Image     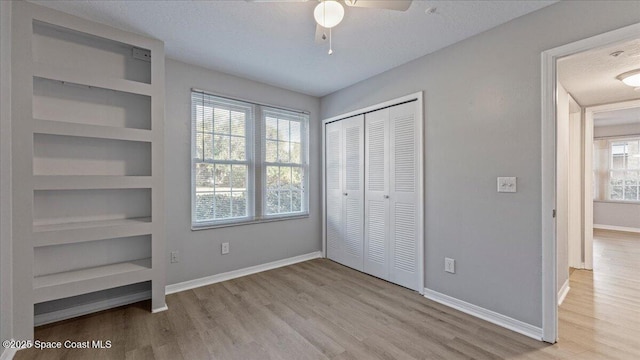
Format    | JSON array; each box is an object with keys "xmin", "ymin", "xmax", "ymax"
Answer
[
  {"xmin": 325, "ymin": 121, "xmax": 344, "ymax": 265},
  {"xmin": 340, "ymin": 115, "xmax": 365, "ymax": 271},
  {"xmin": 364, "ymin": 108, "xmax": 390, "ymax": 280},
  {"xmin": 388, "ymin": 101, "xmax": 421, "ymax": 291}
]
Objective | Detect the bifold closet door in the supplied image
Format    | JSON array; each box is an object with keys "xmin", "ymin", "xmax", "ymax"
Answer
[
  {"xmin": 364, "ymin": 108, "xmax": 390, "ymax": 280},
  {"xmin": 326, "ymin": 120, "xmax": 343, "ymax": 265},
  {"xmin": 363, "ymin": 101, "xmax": 421, "ymax": 291},
  {"xmin": 388, "ymin": 102, "xmax": 420, "ymax": 291},
  {"xmin": 325, "ymin": 115, "xmax": 364, "ymax": 271}
]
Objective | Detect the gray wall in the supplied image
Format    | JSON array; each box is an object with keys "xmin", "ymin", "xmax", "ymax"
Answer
[
  {"xmin": 594, "ymin": 201, "xmax": 640, "ymax": 229},
  {"xmin": 320, "ymin": 0, "xmax": 640, "ymax": 327},
  {"xmin": 0, "ymin": 0, "xmax": 12, "ymax": 349},
  {"xmin": 165, "ymin": 59, "xmax": 321, "ymax": 285}
]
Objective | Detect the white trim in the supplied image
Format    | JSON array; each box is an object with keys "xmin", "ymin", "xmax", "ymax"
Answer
[
  {"xmin": 321, "ymin": 115, "xmax": 327, "ymax": 258},
  {"xmin": 191, "ymin": 214, "xmax": 310, "ymax": 231},
  {"xmin": 322, "ymin": 92, "xmax": 422, "ymax": 124},
  {"xmin": 583, "ymin": 110, "xmax": 594, "ymax": 271},
  {"xmin": 594, "ymin": 224, "xmax": 640, "ymax": 234},
  {"xmin": 165, "ymin": 251, "xmax": 322, "ymax": 294},
  {"xmin": 152, "ymin": 305, "xmax": 168, "ymax": 313},
  {"xmin": 321, "ymin": 91, "xmax": 424, "ymax": 294},
  {"xmin": 0, "ymin": 346, "xmax": 17, "ymax": 360},
  {"xmin": 558, "ymin": 279, "xmax": 570, "ymax": 306},
  {"xmin": 541, "ymin": 21, "xmax": 640, "ymax": 344},
  {"xmin": 416, "ymin": 93, "xmax": 425, "ymax": 295},
  {"xmin": 423, "ymin": 288, "xmax": 543, "ymax": 341},
  {"xmin": 34, "ymin": 291, "xmax": 151, "ymax": 327}
]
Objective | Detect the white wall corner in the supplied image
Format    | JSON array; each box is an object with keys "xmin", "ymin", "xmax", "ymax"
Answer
[
  {"xmin": 423, "ymin": 288, "xmax": 543, "ymax": 341},
  {"xmin": 166, "ymin": 251, "xmax": 323, "ymax": 295},
  {"xmin": 557, "ymin": 279, "xmax": 570, "ymax": 306}
]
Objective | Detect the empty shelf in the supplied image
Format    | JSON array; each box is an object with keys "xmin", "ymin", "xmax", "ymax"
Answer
[
  {"xmin": 33, "ymin": 176, "xmax": 152, "ymax": 190},
  {"xmin": 33, "ymin": 258, "xmax": 153, "ymax": 303},
  {"xmin": 33, "ymin": 217, "xmax": 152, "ymax": 247},
  {"xmin": 33, "ymin": 119, "xmax": 152, "ymax": 142},
  {"xmin": 33, "ymin": 62, "xmax": 153, "ymax": 96}
]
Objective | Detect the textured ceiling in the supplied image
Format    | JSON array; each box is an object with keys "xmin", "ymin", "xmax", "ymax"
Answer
[
  {"xmin": 594, "ymin": 107, "xmax": 640, "ymax": 127},
  {"xmin": 558, "ymin": 38, "xmax": 640, "ymax": 107},
  {"xmin": 30, "ymin": 0, "xmax": 556, "ymax": 97}
]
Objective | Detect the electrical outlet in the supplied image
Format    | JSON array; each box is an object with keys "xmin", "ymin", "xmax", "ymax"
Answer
[
  {"xmin": 170, "ymin": 251, "xmax": 179, "ymax": 263},
  {"xmin": 445, "ymin": 257, "xmax": 455, "ymax": 274},
  {"xmin": 221, "ymin": 242, "xmax": 230, "ymax": 255},
  {"xmin": 132, "ymin": 47, "xmax": 151, "ymax": 62}
]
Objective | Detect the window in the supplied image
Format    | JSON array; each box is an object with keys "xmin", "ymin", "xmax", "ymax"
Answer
[
  {"xmin": 609, "ymin": 139, "xmax": 640, "ymax": 201},
  {"xmin": 264, "ymin": 109, "xmax": 307, "ymax": 215},
  {"xmin": 192, "ymin": 91, "xmax": 309, "ymax": 227}
]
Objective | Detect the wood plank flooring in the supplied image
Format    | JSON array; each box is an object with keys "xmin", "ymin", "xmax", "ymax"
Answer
[
  {"xmin": 15, "ymin": 233, "xmax": 640, "ymax": 359},
  {"xmin": 557, "ymin": 230, "xmax": 640, "ymax": 359}
]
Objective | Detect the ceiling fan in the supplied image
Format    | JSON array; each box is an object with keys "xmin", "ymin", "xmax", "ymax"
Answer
[{"xmin": 249, "ymin": 0, "xmax": 413, "ymax": 55}]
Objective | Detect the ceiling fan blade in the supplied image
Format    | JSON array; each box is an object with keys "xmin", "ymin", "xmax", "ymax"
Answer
[
  {"xmin": 344, "ymin": 0, "xmax": 412, "ymax": 11},
  {"xmin": 315, "ymin": 24, "xmax": 328, "ymax": 43},
  {"xmin": 245, "ymin": 0, "xmax": 309, "ymax": 2}
]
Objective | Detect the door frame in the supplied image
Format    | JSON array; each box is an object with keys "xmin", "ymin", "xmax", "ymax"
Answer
[
  {"xmin": 321, "ymin": 91, "xmax": 424, "ymax": 294},
  {"xmin": 541, "ymin": 22, "xmax": 640, "ymax": 343}
]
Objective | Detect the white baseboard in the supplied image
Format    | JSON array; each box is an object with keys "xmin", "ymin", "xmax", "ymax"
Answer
[
  {"xmin": 152, "ymin": 305, "xmax": 168, "ymax": 313},
  {"xmin": 423, "ymin": 288, "xmax": 543, "ymax": 341},
  {"xmin": 558, "ymin": 279, "xmax": 570, "ymax": 306},
  {"xmin": 34, "ymin": 290, "xmax": 151, "ymax": 326},
  {"xmin": 166, "ymin": 251, "xmax": 323, "ymax": 295},
  {"xmin": 0, "ymin": 343, "xmax": 17, "ymax": 360},
  {"xmin": 594, "ymin": 224, "xmax": 640, "ymax": 234}
]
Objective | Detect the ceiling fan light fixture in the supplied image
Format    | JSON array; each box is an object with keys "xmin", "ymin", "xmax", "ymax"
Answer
[
  {"xmin": 314, "ymin": 0, "xmax": 344, "ymax": 29},
  {"xmin": 617, "ymin": 69, "xmax": 640, "ymax": 87}
]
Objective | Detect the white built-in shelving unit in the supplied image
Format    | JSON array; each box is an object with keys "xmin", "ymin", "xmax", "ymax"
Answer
[{"xmin": 11, "ymin": 1, "xmax": 165, "ymax": 340}]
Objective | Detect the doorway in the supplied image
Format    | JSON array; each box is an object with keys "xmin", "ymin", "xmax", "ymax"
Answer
[{"xmin": 542, "ymin": 23, "xmax": 640, "ymax": 343}]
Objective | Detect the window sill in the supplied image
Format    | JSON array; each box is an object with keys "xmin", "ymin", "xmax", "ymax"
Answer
[
  {"xmin": 594, "ymin": 200, "xmax": 640, "ymax": 205},
  {"xmin": 191, "ymin": 213, "xmax": 309, "ymax": 231}
]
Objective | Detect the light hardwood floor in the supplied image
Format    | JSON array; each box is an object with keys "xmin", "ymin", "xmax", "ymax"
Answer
[{"xmin": 15, "ymin": 233, "xmax": 640, "ymax": 359}]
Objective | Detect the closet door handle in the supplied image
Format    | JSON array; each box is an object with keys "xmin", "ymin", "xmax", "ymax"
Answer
[
  {"xmin": 384, "ymin": 195, "xmax": 390, "ymax": 199},
  {"xmin": 343, "ymin": 192, "xmax": 348, "ymax": 196}
]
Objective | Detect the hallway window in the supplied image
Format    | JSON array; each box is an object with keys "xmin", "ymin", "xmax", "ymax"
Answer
[{"xmin": 609, "ymin": 139, "xmax": 640, "ymax": 201}]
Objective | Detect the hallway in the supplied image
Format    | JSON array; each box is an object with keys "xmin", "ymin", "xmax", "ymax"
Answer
[{"xmin": 558, "ymin": 230, "xmax": 640, "ymax": 358}]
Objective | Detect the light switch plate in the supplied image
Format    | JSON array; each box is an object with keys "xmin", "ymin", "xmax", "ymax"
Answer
[{"xmin": 497, "ymin": 177, "xmax": 517, "ymax": 193}]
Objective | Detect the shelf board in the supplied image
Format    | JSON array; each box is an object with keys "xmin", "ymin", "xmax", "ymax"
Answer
[
  {"xmin": 33, "ymin": 176, "xmax": 152, "ymax": 190},
  {"xmin": 33, "ymin": 217, "xmax": 152, "ymax": 247},
  {"xmin": 33, "ymin": 258, "xmax": 152, "ymax": 303},
  {"xmin": 33, "ymin": 119, "xmax": 152, "ymax": 142},
  {"xmin": 33, "ymin": 62, "xmax": 153, "ymax": 97}
]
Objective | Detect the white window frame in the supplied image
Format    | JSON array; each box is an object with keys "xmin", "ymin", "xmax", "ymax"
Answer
[
  {"xmin": 608, "ymin": 138, "xmax": 640, "ymax": 202},
  {"xmin": 191, "ymin": 90, "xmax": 309, "ymax": 229},
  {"xmin": 261, "ymin": 108, "xmax": 310, "ymax": 219}
]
